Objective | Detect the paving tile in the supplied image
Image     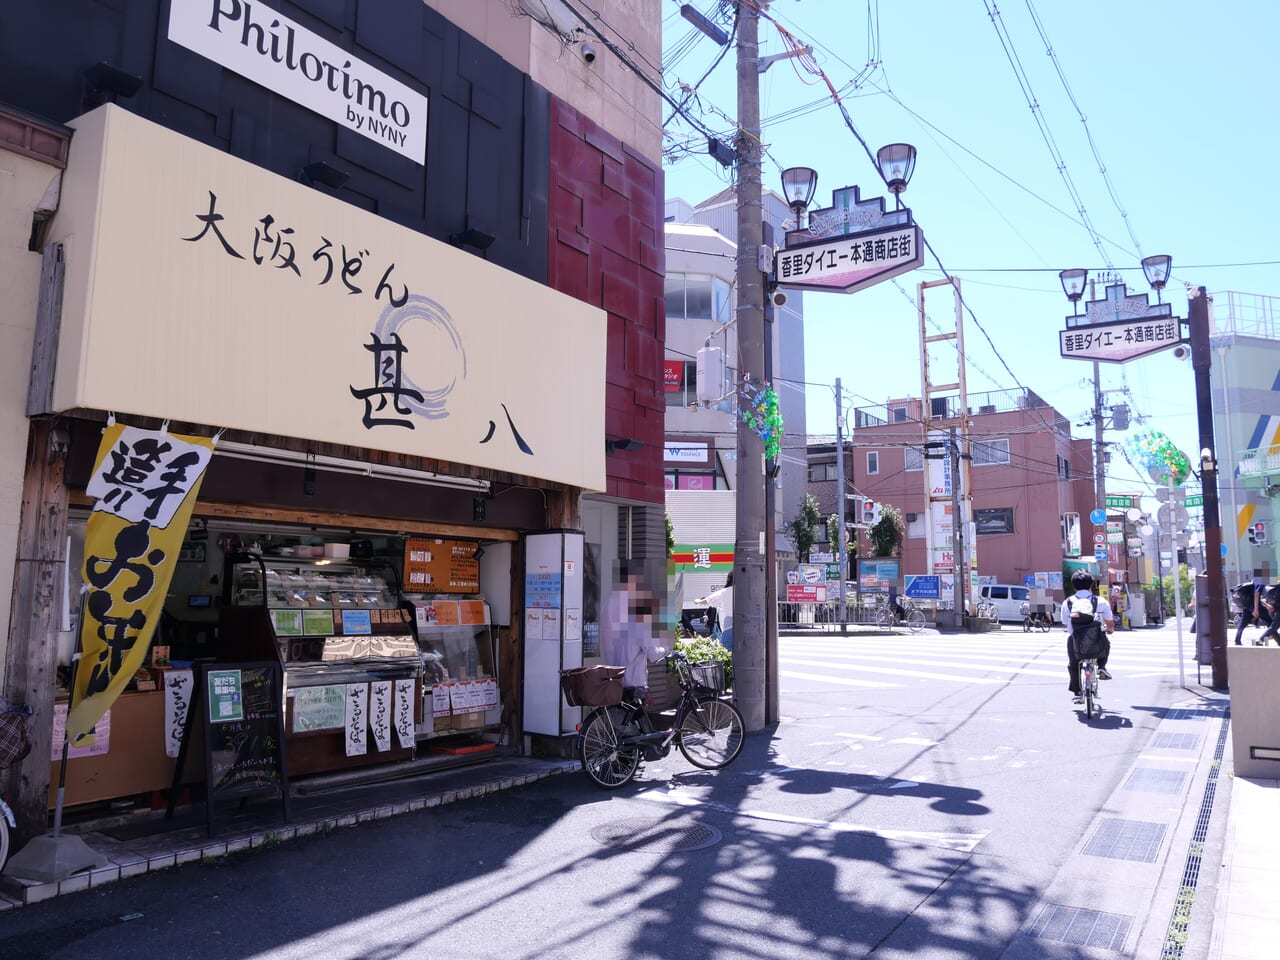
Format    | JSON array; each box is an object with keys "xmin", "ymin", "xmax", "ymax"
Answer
[
  {"xmin": 148, "ymin": 853, "xmax": 176, "ymax": 871},
  {"xmin": 89, "ymin": 865, "xmax": 121, "ymax": 887},
  {"xmin": 176, "ymin": 848, "xmax": 202, "ymax": 865},
  {"xmin": 57, "ymin": 874, "xmax": 90, "ymax": 895},
  {"xmin": 119, "ymin": 861, "xmax": 149, "ymax": 879},
  {"xmin": 23, "ymin": 882, "xmax": 59, "ymax": 904}
]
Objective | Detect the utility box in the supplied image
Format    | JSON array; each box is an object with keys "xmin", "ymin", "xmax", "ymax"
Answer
[{"xmin": 1227, "ymin": 646, "xmax": 1280, "ymax": 779}]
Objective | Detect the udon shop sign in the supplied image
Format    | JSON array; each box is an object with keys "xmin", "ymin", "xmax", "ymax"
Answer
[
  {"xmin": 168, "ymin": 0, "xmax": 428, "ymax": 163},
  {"xmin": 47, "ymin": 107, "xmax": 606, "ymax": 491}
]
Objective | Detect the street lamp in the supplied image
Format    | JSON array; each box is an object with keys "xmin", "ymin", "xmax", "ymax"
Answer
[
  {"xmin": 876, "ymin": 143, "xmax": 916, "ymax": 207},
  {"xmin": 1060, "ymin": 268, "xmax": 1088, "ymax": 315},
  {"xmin": 1142, "ymin": 255, "xmax": 1172, "ymax": 303},
  {"xmin": 780, "ymin": 166, "xmax": 818, "ymax": 226}
]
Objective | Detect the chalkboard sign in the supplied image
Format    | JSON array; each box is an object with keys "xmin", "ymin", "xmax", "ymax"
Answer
[{"xmin": 200, "ymin": 662, "xmax": 289, "ymax": 836}]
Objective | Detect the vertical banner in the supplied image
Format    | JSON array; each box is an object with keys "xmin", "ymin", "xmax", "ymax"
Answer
[
  {"xmin": 393, "ymin": 678, "xmax": 415, "ymax": 748},
  {"xmin": 345, "ymin": 682, "xmax": 368, "ymax": 756},
  {"xmin": 369, "ymin": 680, "xmax": 392, "ymax": 752},
  {"xmin": 67, "ymin": 423, "xmax": 216, "ymax": 746},
  {"xmin": 164, "ymin": 668, "xmax": 195, "ymax": 758}
]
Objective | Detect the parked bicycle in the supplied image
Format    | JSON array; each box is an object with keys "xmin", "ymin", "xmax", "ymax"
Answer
[
  {"xmin": 975, "ymin": 598, "xmax": 1000, "ymax": 625},
  {"xmin": 1020, "ymin": 600, "xmax": 1053, "ymax": 632},
  {"xmin": 871, "ymin": 594, "xmax": 926, "ymax": 633},
  {"xmin": 562, "ymin": 650, "xmax": 744, "ymax": 789},
  {"xmin": 0, "ymin": 698, "xmax": 34, "ymax": 870}
]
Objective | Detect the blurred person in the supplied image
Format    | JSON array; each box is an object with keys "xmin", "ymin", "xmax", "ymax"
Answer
[
  {"xmin": 600, "ymin": 565, "xmax": 666, "ymax": 694},
  {"xmin": 697, "ymin": 572, "xmax": 734, "ymax": 651}
]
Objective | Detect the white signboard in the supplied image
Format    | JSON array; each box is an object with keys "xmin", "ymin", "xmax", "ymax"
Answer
[
  {"xmin": 776, "ymin": 225, "xmax": 924, "ymax": 293},
  {"xmin": 1059, "ymin": 317, "xmax": 1182, "ymax": 363},
  {"xmin": 168, "ymin": 0, "xmax": 428, "ymax": 163}
]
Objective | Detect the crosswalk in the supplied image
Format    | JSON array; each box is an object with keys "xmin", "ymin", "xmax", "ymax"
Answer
[{"xmin": 779, "ymin": 627, "xmax": 1202, "ymax": 690}]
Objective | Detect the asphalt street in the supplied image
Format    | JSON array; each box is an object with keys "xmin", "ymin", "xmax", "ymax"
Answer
[{"xmin": 0, "ymin": 620, "xmax": 1226, "ymax": 960}]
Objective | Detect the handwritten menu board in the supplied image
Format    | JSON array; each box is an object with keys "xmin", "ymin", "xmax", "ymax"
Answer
[
  {"xmin": 403, "ymin": 537, "xmax": 480, "ymax": 594},
  {"xmin": 200, "ymin": 662, "xmax": 289, "ymax": 835}
]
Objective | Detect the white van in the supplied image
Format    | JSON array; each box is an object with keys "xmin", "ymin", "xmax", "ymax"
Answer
[{"xmin": 979, "ymin": 583, "xmax": 1059, "ymax": 623}]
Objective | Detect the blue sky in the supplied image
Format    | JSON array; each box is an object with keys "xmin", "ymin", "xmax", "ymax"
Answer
[{"xmin": 660, "ymin": 1, "xmax": 1279, "ymax": 506}]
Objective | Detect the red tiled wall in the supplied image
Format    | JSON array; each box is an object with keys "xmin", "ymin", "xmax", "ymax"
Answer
[{"xmin": 548, "ymin": 100, "xmax": 665, "ymax": 503}]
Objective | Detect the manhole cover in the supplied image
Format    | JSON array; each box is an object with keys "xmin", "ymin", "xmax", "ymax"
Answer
[
  {"xmin": 590, "ymin": 817, "xmax": 722, "ymax": 852},
  {"xmin": 1083, "ymin": 818, "xmax": 1167, "ymax": 863},
  {"xmin": 1029, "ymin": 904, "xmax": 1132, "ymax": 950}
]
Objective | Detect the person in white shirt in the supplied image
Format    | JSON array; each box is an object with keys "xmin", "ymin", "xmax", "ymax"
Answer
[
  {"xmin": 698, "ymin": 573, "xmax": 734, "ymax": 651},
  {"xmin": 1061, "ymin": 570, "xmax": 1115, "ymax": 704},
  {"xmin": 600, "ymin": 568, "xmax": 666, "ymax": 692}
]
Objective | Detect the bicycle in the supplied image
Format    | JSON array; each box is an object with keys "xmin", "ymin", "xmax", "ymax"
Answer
[
  {"xmin": 564, "ymin": 651, "xmax": 745, "ymax": 789},
  {"xmin": 975, "ymin": 599, "xmax": 1000, "ymax": 625},
  {"xmin": 871, "ymin": 595, "xmax": 927, "ymax": 633},
  {"xmin": 1020, "ymin": 601, "xmax": 1052, "ymax": 632},
  {"xmin": 1078, "ymin": 656, "xmax": 1101, "ymax": 720}
]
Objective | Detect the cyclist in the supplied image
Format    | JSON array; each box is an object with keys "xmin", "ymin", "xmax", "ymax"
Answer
[{"xmin": 1061, "ymin": 570, "xmax": 1115, "ymax": 705}]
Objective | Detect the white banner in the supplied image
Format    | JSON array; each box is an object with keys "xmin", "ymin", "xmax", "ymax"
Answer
[
  {"xmin": 168, "ymin": 0, "xmax": 428, "ymax": 163},
  {"xmin": 369, "ymin": 681, "xmax": 392, "ymax": 752},
  {"xmin": 164, "ymin": 668, "xmax": 195, "ymax": 758},
  {"xmin": 344, "ymin": 682, "xmax": 368, "ymax": 756},
  {"xmin": 394, "ymin": 678, "xmax": 416, "ymax": 748},
  {"xmin": 84, "ymin": 425, "xmax": 214, "ymax": 528}
]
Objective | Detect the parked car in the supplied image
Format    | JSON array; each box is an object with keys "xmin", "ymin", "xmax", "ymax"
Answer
[{"xmin": 978, "ymin": 583, "xmax": 1059, "ymax": 623}]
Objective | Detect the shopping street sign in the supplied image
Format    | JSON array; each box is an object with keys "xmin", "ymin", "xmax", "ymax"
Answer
[
  {"xmin": 1059, "ymin": 281, "xmax": 1181, "ymax": 363},
  {"xmin": 777, "ymin": 184, "xmax": 924, "ymax": 294}
]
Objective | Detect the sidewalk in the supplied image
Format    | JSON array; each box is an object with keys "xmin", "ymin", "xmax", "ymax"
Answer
[
  {"xmin": 0, "ymin": 753, "xmax": 577, "ymax": 908},
  {"xmin": 1209, "ymin": 777, "xmax": 1280, "ymax": 959}
]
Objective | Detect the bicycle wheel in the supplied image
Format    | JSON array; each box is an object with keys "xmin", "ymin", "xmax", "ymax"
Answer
[
  {"xmin": 906, "ymin": 607, "xmax": 926, "ymax": 633},
  {"xmin": 1022, "ymin": 616, "xmax": 1031, "ymax": 633},
  {"xmin": 874, "ymin": 605, "xmax": 892, "ymax": 628},
  {"xmin": 579, "ymin": 707, "xmax": 640, "ymax": 789},
  {"xmin": 1082, "ymin": 663, "xmax": 1095, "ymax": 720},
  {"xmin": 987, "ymin": 604, "xmax": 1000, "ymax": 625},
  {"xmin": 677, "ymin": 697, "xmax": 745, "ymax": 769},
  {"xmin": 0, "ymin": 805, "xmax": 9, "ymax": 871}
]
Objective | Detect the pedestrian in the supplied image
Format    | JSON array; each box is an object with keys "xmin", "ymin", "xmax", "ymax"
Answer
[
  {"xmin": 698, "ymin": 572, "xmax": 734, "ymax": 651},
  {"xmin": 600, "ymin": 565, "xmax": 666, "ymax": 696},
  {"xmin": 1061, "ymin": 570, "xmax": 1115, "ymax": 705},
  {"xmin": 1258, "ymin": 580, "xmax": 1280, "ymax": 647},
  {"xmin": 1232, "ymin": 569, "xmax": 1268, "ymax": 645}
]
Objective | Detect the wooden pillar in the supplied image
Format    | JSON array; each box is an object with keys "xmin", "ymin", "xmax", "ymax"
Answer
[{"xmin": 2, "ymin": 419, "xmax": 69, "ymax": 845}]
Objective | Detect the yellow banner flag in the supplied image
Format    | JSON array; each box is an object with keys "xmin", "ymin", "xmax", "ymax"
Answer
[{"xmin": 67, "ymin": 423, "xmax": 215, "ymax": 747}]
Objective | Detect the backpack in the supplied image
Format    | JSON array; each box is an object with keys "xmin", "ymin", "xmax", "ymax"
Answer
[{"xmin": 1067, "ymin": 596, "xmax": 1105, "ymax": 660}]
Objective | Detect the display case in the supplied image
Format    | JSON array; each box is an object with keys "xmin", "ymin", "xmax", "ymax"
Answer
[
  {"xmin": 407, "ymin": 597, "xmax": 501, "ymax": 740},
  {"xmin": 224, "ymin": 555, "xmax": 420, "ymax": 775}
]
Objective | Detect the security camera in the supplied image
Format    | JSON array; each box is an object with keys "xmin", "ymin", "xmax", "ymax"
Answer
[
  {"xmin": 771, "ymin": 290, "xmax": 788, "ymax": 308},
  {"xmin": 1172, "ymin": 344, "xmax": 1190, "ymax": 360},
  {"xmin": 581, "ymin": 43, "xmax": 597, "ymax": 64}
]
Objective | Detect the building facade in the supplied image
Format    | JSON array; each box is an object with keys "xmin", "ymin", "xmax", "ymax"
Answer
[{"xmin": 0, "ymin": 0, "xmax": 664, "ymax": 843}]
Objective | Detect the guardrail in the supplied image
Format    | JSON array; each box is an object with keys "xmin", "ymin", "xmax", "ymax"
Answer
[{"xmin": 778, "ymin": 598, "xmax": 948, "ymax": 628}]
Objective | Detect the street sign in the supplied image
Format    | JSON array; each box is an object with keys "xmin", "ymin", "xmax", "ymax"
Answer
[
  {"xmin": 1155, "ymin": 487, "xmax": 1187, "ymax": 503},
  {"xmin": 1093, "ymin": 533, "xmax": 1106, "ymax": 545},
  {"xmin": 1059, "ymin": 282, "xmax": 1180, "ymax": 364},
  {"xmin": 1104, "ymin": 495, "xmax": 1137, "ymax": 509},
  {"xmin": 1185, "ymin": 494, "xmax": 1203, "ymax": 507},
  {"xmin": 1089, "ymin": 509, "xmax": 1107, "ymax": 524},
  {"xmin": 1093, "ymin": 547, "xmax": 1109, "ymax": 562},
  {"xmin": 1157, "ymin": 503, "xmax": 1190, "ymax": 529},
  {"xmin": 905, "ymin": 575, "xmax": 940, "ymax": 599},
  {"xmin": 776, "ymin": 224, "xmax": 924, "ymax": 294}
]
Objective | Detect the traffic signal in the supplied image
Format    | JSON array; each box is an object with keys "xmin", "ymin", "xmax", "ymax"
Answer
[
  {"xmin": 1177, "ymin": 548, "xmax": 1187, "ymax": 564},
  {"xmin": 861, "ymin": 500, "xmax": 883, "ymax": 525},
  {"xmin": 1248, "ymin": 521, "xmax": 1269, "ymax": 545}
]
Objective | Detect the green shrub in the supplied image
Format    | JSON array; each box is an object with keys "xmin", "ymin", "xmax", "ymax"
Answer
[{"xmin": 672, "ymin": 634, "xmax": 733, "ymax": 689}]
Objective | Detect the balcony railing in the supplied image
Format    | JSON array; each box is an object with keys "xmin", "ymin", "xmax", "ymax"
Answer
[{"xmin": 1237, "ymin": 444, "xmax": 1280, "ymax": 479}]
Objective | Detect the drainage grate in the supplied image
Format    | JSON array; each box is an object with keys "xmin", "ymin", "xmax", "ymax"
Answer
[
  {"xmin": 1083, "ymin": 818, "xmax": 1167, "ymax": 863},
  {"xmin": 1030, "ymin": 904, "xmax": 1133, "ymax": 950},
  {"xmin": 1124, "ymin": 768, "xmax": 1188, "ymax": 795},
  {"xmin": 1159, "ymin": 706, "xmax": 1231, "ymax": 960},
  {"xmin": 590, "ymin": 817, "xmax": 722, "ymax": 852},
  {"xmin": 1163, "ymin": 708, "xmax": 1224, "ymax": 721},
  {"xmin": 1153, "ymin": 733, "xmax": 1201, "ymax": 751}
]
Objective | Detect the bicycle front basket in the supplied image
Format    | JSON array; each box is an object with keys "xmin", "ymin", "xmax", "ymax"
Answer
[
  {"xmin": 689, "ymin": 660, "xmax": 726, "ymax": 695},
  {"xmin": 560, "ymin": 665, "xmax": 625, "ymax": 707}
]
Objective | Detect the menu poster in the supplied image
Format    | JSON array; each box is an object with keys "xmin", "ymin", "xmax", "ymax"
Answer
[
  {"xmin": 291, "ymin": 684, "xmax": 346, "ymax": 732},
  {"xmin": 431, "ymin": 683, "xmax": 452, "ymax": 718},
  {"xmin": 344, "ymin": 683, "xmax": 368, "ymax": 756},
  {"xmin": 394, "ymin": 678, "xmax": 415, "ymax": 748},
  {"xmin": 432, "ymin": 600, "xmax": 461, "ymax": 626},
  {"xmin": 459, "ymin": 600, "xmax": 487, "ymax": 625},
  {"xmin": 301, "ymin": 609, "xmax": 335, "ymax": 636},
  {"xmin": 482, "ymin": 678, "xmax": 500, "ymax": 709},
  {"xmin": 525, "ymin": 607, "xmax": 543, "ymax": 640},
  {"xmin": 449, "ymin": 681, "xmax": 483, "ymax": 714},
  {"xmin": 565, "ymin": 608, "xmax": 581, "ymax": 641},
  {"xmin": 271, "ymin": 609, "xmax": 304, "ymax": 636},
  {"xmin": 542, "ymin": 608, "xmax": 561, "ymax": 640},
  {"xmin": 52, "ymin": 703, "xmax": 111, "ymax": 760},
  {"xmin": 340, "ymin": 609, "xmax": 372, "ymax": 635},
  {"xmin": 369, "ymin": 681, "xmax": 392, "ymax": 752},
  {"xmin": 403, "ymin": 536, "xmax": 480, "ymax": 594}
]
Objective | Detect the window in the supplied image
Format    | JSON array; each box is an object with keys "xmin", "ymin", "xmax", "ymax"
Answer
[
  {"xmin": 904, "ymin": 446, "xmax": 923, "ymax": 472},
  {"xmin": 1057, "ymin": 454, "xmax": 1072, "ymax": 480},
  {"xmin": 892, "ymin": 406, "xmax": 909, "ymax": 423},
  {"xmin": 975, "ymin": 507, "xmax": 1014, "ymax": 535},
  {"xmin": 906, "ymin": 512, "xmax": 925, "ymax": 539},
  {"xmin": 866, "ymin": 451, "xmax": 879, "ymax": 475},
  {"xmin": 664, "ymin": 273, "xmax": 732, "ymax": 323},
  {"xmin": 664, "ymin": 360, "xmax": 697, "ymax": 407},
  {"xmin": 972, "ymin": 438, "xmax": 1010, "ymax": 466},
  {"xmin": 808, "ymin": 462, "xmax": 837, "ymax": 482}
]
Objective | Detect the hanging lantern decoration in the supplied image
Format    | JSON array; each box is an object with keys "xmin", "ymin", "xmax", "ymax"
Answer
[
  {"xmin": 1125, "ymin": 429, "xmax": 1192, "ymax": 486},
  {"xmin": 740, "ymin": 378, "xmax": 784, "ymax": 463}
]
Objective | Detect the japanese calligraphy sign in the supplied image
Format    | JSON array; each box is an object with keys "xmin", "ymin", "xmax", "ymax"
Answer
[
  {"xmin": 49, "ymin": 106, "xmax": 605, "ymax": 490},
  {"xmin": 66, "ymin": 423, "xmax": 215, "ymax": 747},
  {"xmin": 1059, "ymin": 315, "xmax": 1185, "ymax": 363},
  {"xmin": 775, "ymin": 224, "xmax": 924, "ymax": 294},
  {"xmin": 167, "ymin": 0, "xmax": 428, "ymax": 163}
]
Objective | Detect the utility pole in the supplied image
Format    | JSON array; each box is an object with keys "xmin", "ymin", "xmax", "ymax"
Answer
[
  {"xmin": 763, "ymin": 223, "xmax": 779, "ymax": 725},
  {"xmin": 835, "ymin": 378, "xmax": 848, "ymax": 628},
  {"xmin": 949, "ymin": 426, "xmax": 965, "ymax": 627},
  {"xmin": 732, "ymin": 0, "xmax": 767, "ymax": 731},
  {"xmin": 1189, "ymin": 287, "xmax": 1228, "ymax": 689}
]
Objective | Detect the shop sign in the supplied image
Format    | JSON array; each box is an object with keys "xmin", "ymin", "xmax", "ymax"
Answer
[
  {"xmin": 168, "ymin": 0, "xmax": 428, "ymax": 163},
  {"xmin": 66, "ymin": 423, "xmax": 216, "ymax": 747},
  {"xmin": 786, "ymin": 584, "xmax": 826, "ymax": 603},
  {"xmin": 663, "ymin": 360, "xmax": 684, "ymax": 392},
  {"xmin": 664, "ymin": 440, "xmax": 710, "ymax": 465},
  {"xmin": 670, "ymin": 543, "xmax": 733, "ymax": 571},
  {"xmin": 48, "ymin": 108, "xmax": 606, "ymax": 491},
  {"xmin": 207, "ymin": 669, "xmax": 244, "ymax": 723}
]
